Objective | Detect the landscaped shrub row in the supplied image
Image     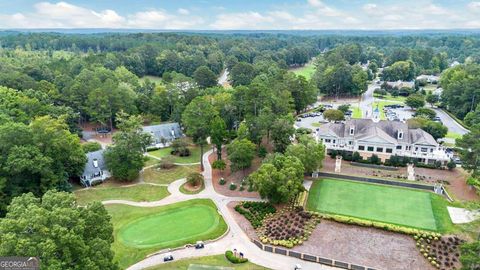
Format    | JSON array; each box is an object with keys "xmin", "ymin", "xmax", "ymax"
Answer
[
  {"xmin": 414, "ymin": 234, "xmax": 464, "ymax": 269},
  {"xmin": 320, "ymin": 213, "xmax": 436, "ymax": 236},
  {"xmin": 258, "ymin": 206, "xmax": 320, "ymax": 248},
  {"xmin": 225, "ymin": 250, "xmax": 248, "ymax": 264},
  {"xmin": 234, "ymin": 202, "xmax": 276, "ymax": 228}
]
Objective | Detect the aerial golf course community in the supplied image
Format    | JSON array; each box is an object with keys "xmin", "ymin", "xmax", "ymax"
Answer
[{"xmin": 1, "ymin": 13, "xmax": 480, "ymax": 270}]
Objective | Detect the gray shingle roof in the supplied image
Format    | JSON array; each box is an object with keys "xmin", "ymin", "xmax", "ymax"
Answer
[
  {"xmin": 143, "ymin": 123, "xmax": 183, "ymax": 142},
  {"xmin": 82, "ymin": 150, "xmax": 107, "ymax": 179},
  {"xmin": 317, "ymin": 119, "xmax": 438, "ymax": 146}
]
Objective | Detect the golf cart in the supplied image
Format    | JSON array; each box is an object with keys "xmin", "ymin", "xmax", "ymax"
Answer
[
  {"xmin": 163, "ymin": 252, "xmax": 174, "ymax": 262},
  {"xmin": 195, "ymin": 241, "xmax": 205, "ymax": 249}
]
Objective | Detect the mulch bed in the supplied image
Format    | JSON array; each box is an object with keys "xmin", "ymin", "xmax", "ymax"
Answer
[
  {"xmin": 321, "ymin": 157, "xmax": 478, "ymax": 201},
  {"xmin": 210, "ymin": 148, "xmax": 261, "ymax": 198}
]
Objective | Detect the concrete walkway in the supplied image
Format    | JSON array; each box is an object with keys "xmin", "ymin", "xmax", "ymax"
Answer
[
  {"xmin": 447, "ymin": 206, "xmax": 480, "ymax": 224},
  {"xmin": 103, "ymin": 150, "xmax": 337, "ymax": 270}
]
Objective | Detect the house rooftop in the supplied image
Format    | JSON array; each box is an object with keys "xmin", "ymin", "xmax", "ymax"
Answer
[
  {"xmin": 82, "ymin": 149, "xmax": 107, "ymax": 179},
  {"xmin": 317, "ymin": 119, "xmax": 438, "ymax": 146},
  {"xmin": 143, "ymin": 122, "xmax": 182, "ymax": 141}
]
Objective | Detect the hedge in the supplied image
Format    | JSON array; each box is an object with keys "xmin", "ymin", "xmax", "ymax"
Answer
[
  {"xmin": 225, "ymin": 250, "xmax": 248, "ymax": 263},
  {"xmin": 318, "ymin": 213, "xmax": 440, "ymax": 236}
]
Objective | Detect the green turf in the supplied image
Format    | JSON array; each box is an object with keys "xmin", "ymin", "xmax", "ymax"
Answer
[
  {"xmin": 445, "ymin": 132, "xmax": 462, "ymax": 140},
  {"xmin": 351, "ymin": 105, "xmax": 362, "ymax": 119},
  {"xmin": 291, "ymin": 63, "xmax": 316, "ymax": 79},
  {"xmin": 373, "ymin": 93, "xmax": 407, "ymax": 103},
  {"xmin": 143, "ymin": 165, "xmax": 199, "ymax": 185},
  {"xmin": 107, "ymin": 199, "xmax": 227, "ymax": 269},
  {"xmin": 145, "ymin": 254, "xmax": 268, "ymax": 270},
  {"xmin": 307, "ymin": 179, "xmax": 441, "ymax": 231},
  {"xmin": 148, "ymin": 146, "xmax": 202, "ymax": 164},
  {"xmin": 74, "ymin": 184, "xmax": 169, "ymax": 205}
]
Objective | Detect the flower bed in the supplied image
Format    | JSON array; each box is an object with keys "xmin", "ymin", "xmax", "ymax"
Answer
[
  {"xmin": 258, "ymin": 206, "xmax": 320, "ymax": 248},
  {"xmin": 414, "ymin": 234, "xmax": 464, "ymax": 269},
  {"xmin": 234, "ymin": 202, "xmax": 276, "ymax": 228}
]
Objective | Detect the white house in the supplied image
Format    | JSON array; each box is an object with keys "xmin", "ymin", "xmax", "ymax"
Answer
[
  {"xmin": 143, "ymin": 122, "xmax": 183, "ymax": 148},
  {"xmin": 80, "ymin": 150, "xmax": 110, "ymax": 187},
  {"xmin": 316, "ymin": 119, "xmax": 450, "ymax": 165}
]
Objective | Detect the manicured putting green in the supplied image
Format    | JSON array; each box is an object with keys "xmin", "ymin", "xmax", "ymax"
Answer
[
  {"xmin": 119, "ymin": 204, "xmax": 221, "ymax": 248},
  {"xmin": 307, "ymin": 179, "xmax": 438, "ymax": 231}
]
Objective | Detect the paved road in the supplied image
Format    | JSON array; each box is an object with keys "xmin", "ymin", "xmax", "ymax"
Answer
[
  {"xmin": 112, "ymin": 150, "xmax": 337, "ymax": 270},
  {"xmin": 359, "ymin": 82, "xmax": 377, "ymax": 119},
  {"xmin": 431, "ymin": 107, "xmax": 469, "ymax": 135}
]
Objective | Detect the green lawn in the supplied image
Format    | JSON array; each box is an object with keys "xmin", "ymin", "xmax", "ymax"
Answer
[
  {"xmin": 144, "ymin": 156, "xmax": 160, "ymax": 167},
  {"xmin": 352, "ymin": 105, "xmax": 362, "ymax": 118},
  {"xmin": 145, "ymin": 254, "xmax": 268, "ymax": 270},
  {"xmin": 291, "ymin": 63, "xmax": 316, "ymax": 79},
  {"xmin": 107, "ymin": 199, "xmax": 227, "ymax": 269},
  {"xmin": 373, "ymin": 93, "xmax": 407, "ymax": 103},
  {"xmin": 307, "ymin": 179, "xmax": 451, "ymax": 231},
  {"xmin": 143, "ymin": 165, "xmax": 199, "ymax": 185},
  {"xmin": 148, "ymin": 146, "xmax": 202, "ymax": 164},
  {"xmin": 75, "ymin": 184, "xmax": 169, "ymax": 205},
  {"xmin": 445, "ymin": 132, "xmax": 462, "ymax": 140}
]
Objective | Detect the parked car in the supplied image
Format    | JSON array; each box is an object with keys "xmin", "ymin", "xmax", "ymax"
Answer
[
  {"xmin": 296, "ymin": 118, "xmax": 301, "ymax": 122},
  {"xmin": 163, "ymin": 252, "xmax": 174, "ymax": 262}
]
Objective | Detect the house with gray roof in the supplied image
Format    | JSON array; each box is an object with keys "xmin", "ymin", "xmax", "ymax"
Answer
[
  {"xmin": 143, "ymin": 122, "xmax": 183, "ymax": 148},
  {"xmin": 315, "ymin": 119, "xmax": 450, "ymax": 165},
  {"xmin": 80, "ymin": 149, "xmax": 110, "ymax": 187},
  {"xmin": 385, "ymin": 80, "xmax": 415, "ymax": 90}
]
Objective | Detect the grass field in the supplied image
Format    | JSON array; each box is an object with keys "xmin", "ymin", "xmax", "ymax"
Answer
[
  {"xmin": 148, "ymin": 146, "xmax": 202, "ymax": 164},
  {"xmin": 75, "ymin": 184, "xmax": 169, "ymax": 205},
  {"xmin": 145, "ymin": 254, "xmax": 268, "ymax": 270},
  {"xmin": 143, "ymin": 165, "xmax": 199, "ymax": 185},
  {"xmin": 373, "ymin": 93, "xmax": 407, "ymax": 103},
  {"xmin": 108, "ymin": 199, "xmax": 227, "ymax": 269},
  {"xmin": 445, "ymin": 132, "xmax": 462, "ymax": 140},
  {"xmin": 307, "ymin": 179, "xmax": 451, "ymax": 231},
  {"xmin": 352, "ymin": 105, "xmax": 362, "ymax": 118},
  {"xmin": 290, "ymin": 63, "xmax": 316, "ymax": 79}
]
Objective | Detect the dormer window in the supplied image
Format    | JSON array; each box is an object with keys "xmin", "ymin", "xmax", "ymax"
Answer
[
  {"xmin": 398, "ymin": 130, "xmax": 403, "ymax": 140},
  {"xmin": 349, "ymin": 126, "xmax": 355, "ymax": 136},
  {"xmin": 93, "ymin": 158, "xmax": 99, "ymax": 168}
]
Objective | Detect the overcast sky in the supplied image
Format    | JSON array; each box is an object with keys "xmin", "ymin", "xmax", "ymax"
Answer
[{"xmin": 1, "ymin": 0, "xmax": 479, "ymax": 30}]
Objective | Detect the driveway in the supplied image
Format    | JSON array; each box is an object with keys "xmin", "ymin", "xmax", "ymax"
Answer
[{"xmin": 359, "ymin": 82, "xmax": 377, "ymax": 119}]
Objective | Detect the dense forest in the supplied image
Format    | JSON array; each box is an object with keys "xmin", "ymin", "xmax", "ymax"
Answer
[{"xmin": 1, "ymin": 31, "xmax": 480, "ymax": 214}]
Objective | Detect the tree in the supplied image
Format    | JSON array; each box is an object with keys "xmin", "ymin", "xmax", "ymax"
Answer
[
  {"xmin": 286, "ymin": 135, "xmax": 325, "ymax": 173},
  {"xmin": 460, "ymin": 241, "xmax": 480, "ymax": 270},
  {"xmin": 0, "ymin": 191, "xmax": 118, "ymax": 270},
  {"xmin": 323, "ymin": 109, "xmax": 345, "ymax": 122},
  {"xmin": 457, "ymin": 126, "xmax": 480, "ymax": 177},
  {"xmin": 283, "ymin": 73, "xmax": 317, "ymax": 114},
  {"xmin": 230, "ymin": 62, "xmax": 256, "ymax": 86},
  {"xmin": 186, "ymin": 172, "xmax": 204, "ymax": 187},
  {"xmin": 0, "ymin": 116, "xmax": 86, "ymax": 216},
  {"xmin": 405, "ymin": 94, "xmax": 425, "ymax": 110},
  {"xmin": 249, "ymin": 154, "xmax": 305, "ymax": 204},
  {"xmin": 422, "ymin": 120, "xmax": 448, "ymax": 140},
  {"xmin": 212, "ymin": 159, "xmax": 227, "ymax": 175},
  {"xmin": 105, "ymin": 112, "xmax": 152, "ymax": 181},
  {"xmin": 270, "ymin": 116, "xmax": 295, "ymax": 153},
  {"xmin": 210, "ymin": 116, "xmax": 227, "ymax": 160},
  {"xmin": 414, "ymin": 107, "xmax": 436, "ymax": 120},
  {"xmin": 226, "ymin": 138, "xmax": 256, "ymax": 173},
  {"xmin": 447, "ymin": 159, "xmax": 457, "ymax": 170},
  {"xmin": 182, "ymin": 97, "xmax": 218, "ymax": 170},
  {"xmin": 464, "ymin": 104, "xmax": 480, "ymax": 127},
  {"xmin": 382, "ymin": 60, "xmax": 416, "ymax": 81},
  {"xmin": 425, "ymin": 93, "xmax": 439, "ymax": 107},
  {"xmin": 338, "ymin": 104, "xmax": 351, "ymax": 113},
  {"xmin": 193, "ymin": 66, "xmax": 217, "ymax": 88}
]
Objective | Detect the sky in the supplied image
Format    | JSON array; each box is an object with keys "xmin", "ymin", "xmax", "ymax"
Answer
[{"xmin": 0, "ymin": 0, "xmax": 479, "ymax": 30}]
